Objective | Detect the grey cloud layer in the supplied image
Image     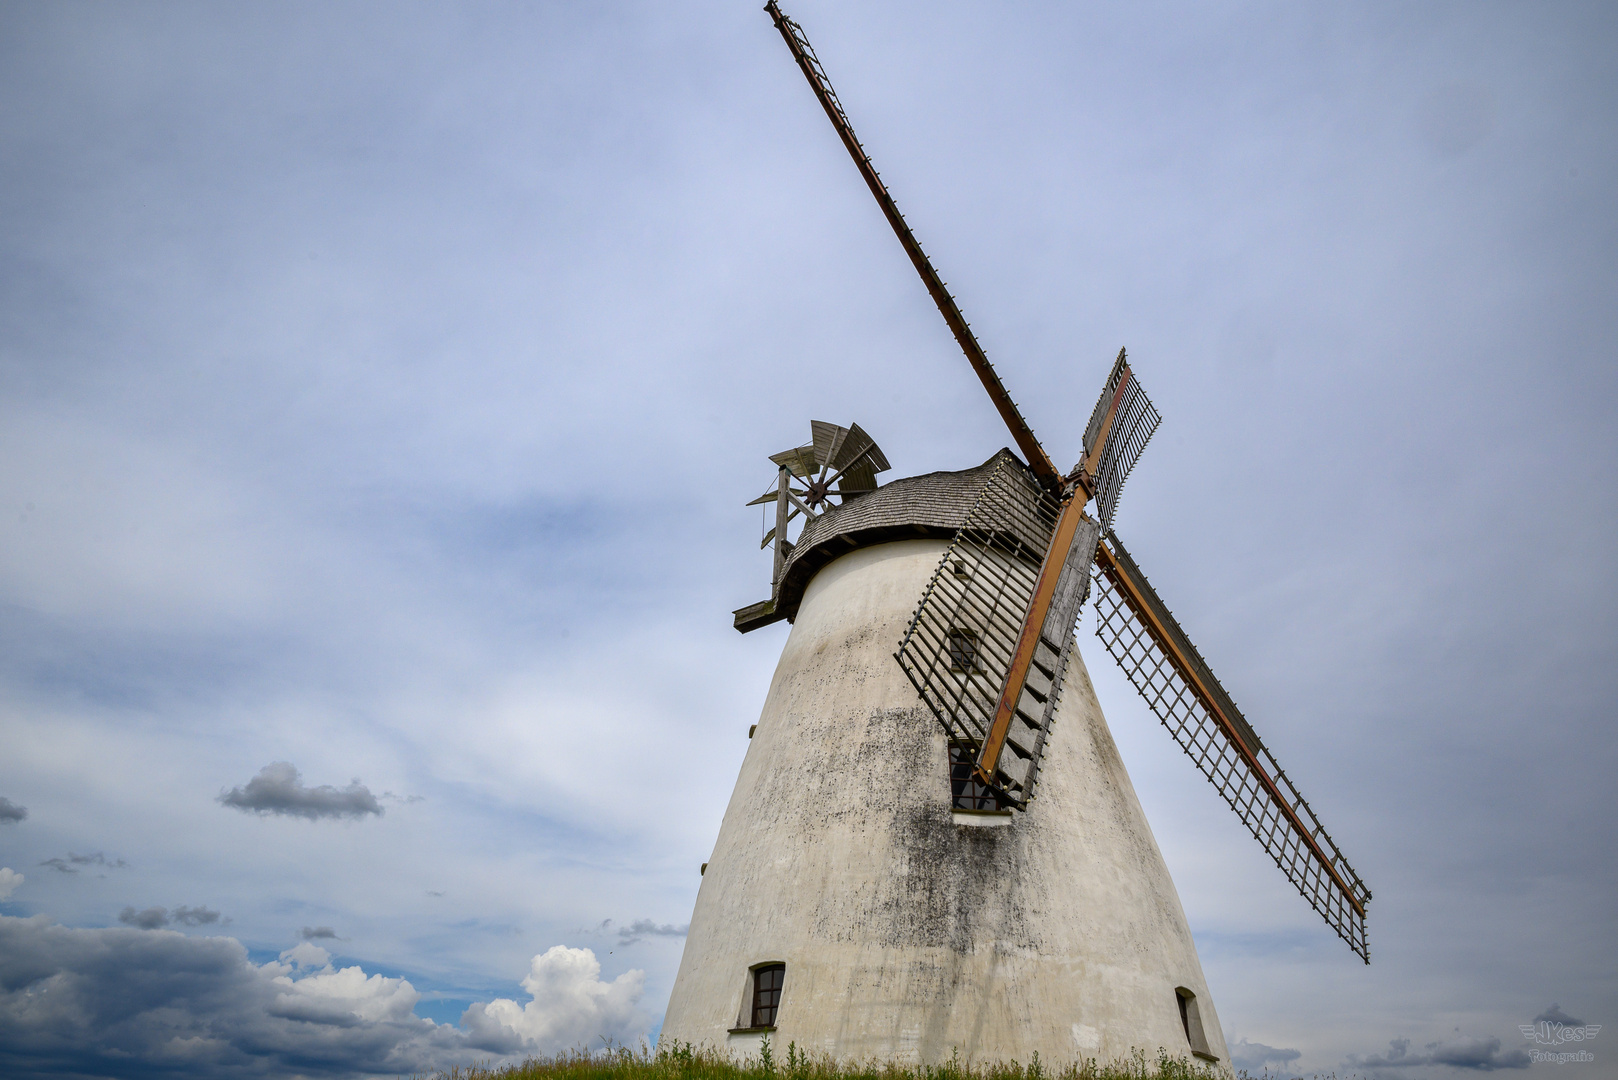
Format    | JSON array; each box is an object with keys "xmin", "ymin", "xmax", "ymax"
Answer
[
  {"xmin": 616, "ymin": 920, "xmax": 688, "ymax": 946},
  {"xmin": 1534, "ymin": 1005, "xmax": 1585, "ymax": 1027},
  {"xmin": 0, "ymin": 797, "xmax": 25, "ymax": 823},
  {"xmin": 1228, "ymin": 1038, "xmax": 1301, "ymax": 1073},
  {"xmin": 38, "ymin": 852, "xmax": 128, "ymax": 874},
  {"xmin": 0, "ymin": 916, "xmax": 647, "ymax": 1079},
  {"xmin": 118, "ymin": 905, "xmax": 224, "ymax": 929},
  {"xmin": 1348, "ymin": 1036, "xmax": 1531, "ymax": 1072},
  {"xmin": 218, "ymin": 762, "xmax": 383, "ymax": 821}
]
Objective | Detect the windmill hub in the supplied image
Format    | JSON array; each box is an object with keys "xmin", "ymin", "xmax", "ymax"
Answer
[{"xmin": 803, "ymin": 477, "xmax": 832, "ymax": 508}]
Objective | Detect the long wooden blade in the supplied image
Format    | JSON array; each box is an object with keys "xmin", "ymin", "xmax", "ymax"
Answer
[
  {"xmin": 1092, "ymin": 530, "xmax": 1373, "ymax": 962},
  {"xmin": 765, "ymin": 2, "xmax": 1059, "ymax": 486}
]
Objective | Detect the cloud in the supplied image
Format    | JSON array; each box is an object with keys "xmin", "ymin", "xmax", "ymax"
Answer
[
  {"xmin": 0, "ymin": 869, "xmax": 21, "ymax": 900},
  {"xmin": 118, "ymin": 905, "xmax": 225, "ymax": 930},
  {"xmin": 0, "ymin": 913, "xmax": 465, "ymax": 1078},
  {"xmin": 118, "ymin": 906, "xmax": 170, "ymax": 930},
  {"xmin": 217, "ymin": 762, "xmax": 383, "ymax": 821},
  {"xmin": 282, "ymin": 941, "xmax": 333, "ymax": 969},
  {"xmin": 1349, "ymin": 1036, "xmax": 1531, "ymax": 1072},
  {"xmin": 460, "ymin": 945, "xmax": 648, "ymax": 1055},
  {"xmin": 302, "ymin": 925, "xmax": 341, "ymax": 940},
  {"xmin": 38, "ymin": 852, "xmax": 128, "ymax": 874},
  {"xmin": 1229, "ymin": 1037, "xmax": 1302, "ymax": 1072},
  {"xmin": 615, "ymin": 919, "xmax": 688, "ymax": 946},
  {"xmin": 174, "ymin": 905, "xmax": 224, "ymax": 926},
  {"xmin": 1534, "ymin": 1005, "xmax": 1585, "ymax": 1026},
  {"xmin": 0, "ymin": 797, "xmax": 25, "ymax": 823},
  {"xmin": 0, "ymin": 915, "xmax": 648, "ymax": 1078}
]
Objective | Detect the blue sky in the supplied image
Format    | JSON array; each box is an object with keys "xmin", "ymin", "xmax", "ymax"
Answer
[{"xmin": 0, "ymin": 2, "xmax": 1614, "ymax": 1077}]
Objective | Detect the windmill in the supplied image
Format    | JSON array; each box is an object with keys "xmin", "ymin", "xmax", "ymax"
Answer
[{"xmin": 661, "ymin": 4, "xmax": 1371, "ymax": 1065}]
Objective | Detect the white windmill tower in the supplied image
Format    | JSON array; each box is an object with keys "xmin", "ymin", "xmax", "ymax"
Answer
[{"xmin": 660, "ymin": 4, "xmax": 1371, "ymax": 1067}]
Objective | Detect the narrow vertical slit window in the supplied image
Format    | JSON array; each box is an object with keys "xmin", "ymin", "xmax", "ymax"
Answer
[
  {"xmin": 950, "ymin": 744, "xmax": 1002, "ymax": 811},
  {"xmin": 946, "ymin": 628, "xmax": 979, "ymax": 673},
  {"xmin": 1175, "ymin": 987, "xmax": 1216, "ymax": 1061},
  {"xmin": 751, "ymin": 964, "xmax": 785, "ymax": 1029}
]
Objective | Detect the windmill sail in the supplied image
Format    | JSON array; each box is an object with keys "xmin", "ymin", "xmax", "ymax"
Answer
[
  {"xmin": 1092, "ymin": 530, "xmax": 1373, "ymax": 961},
  {"xmin": 896, "ymin": 456, "xmax": 1100, "ymax": 807},
  {"xmin": 1080, "ymin": 351, "xmax": 1161, "ymax": 532}
]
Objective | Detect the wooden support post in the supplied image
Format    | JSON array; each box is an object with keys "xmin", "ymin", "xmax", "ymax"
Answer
[{"xmin": 772, "ymin": 466, "xmax": 790, "ymax": 593}]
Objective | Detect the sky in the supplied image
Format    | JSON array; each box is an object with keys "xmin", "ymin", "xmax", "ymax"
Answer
[{"xmin": 0, "ymin": 1, "xmax": 1614, "ymax": 1077}]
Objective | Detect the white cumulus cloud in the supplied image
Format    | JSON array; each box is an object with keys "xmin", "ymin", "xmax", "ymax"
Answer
[
  {"xmin": 462, "ymin": 945, "xmax": 648, "ymax": 1054},
  {"xmin": 267, "ymin": 942, "xmax": 423, "ymax": 1026},
  {"xmin": 0, "ymin": 868, "xmax": 21, "ymax": 900}
]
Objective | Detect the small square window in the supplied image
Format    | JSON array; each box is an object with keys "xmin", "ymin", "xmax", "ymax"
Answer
[
  {"xmin": 946, "ymin": 628, "xmax": 979, "ymax": 673},
  {"xmin": 949, "ymin": 744, "xmax": 1002, "ymax": 811},
  {"xmin": 750, "ymin": 964, "xmax": 784, "ymax": 1029}
]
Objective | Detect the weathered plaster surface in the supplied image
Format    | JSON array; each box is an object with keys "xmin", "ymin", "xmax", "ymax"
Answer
[{"xmin": 663, "ymin": 540, "xmax": 1229, "ymax": 1069}]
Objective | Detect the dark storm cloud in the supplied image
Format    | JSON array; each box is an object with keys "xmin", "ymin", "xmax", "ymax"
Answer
[
  {"xmin": 119, "ymin": 905, "xmax": 225, "ymax": 929},
  {"xmin": 1348, "ymin": 1036, "xmax": 1531, "ymax": 1072},
  {"xmin": 1533, "ymin": 1005, "xmax": 1585, "ymax": 1026},
  {"xmin": 174, "ymin": 905, "xmax": 224, "ymax": 926},
  {"xmin": 38, "ymin": 852, "xmax": 128, "ymax": 874},
  {"xmin": 218, "ymin": 762, "xmax": 383, "ymax": 820},
  {"xmin": 0, "ymin": 914, "xmax": 469, "ymax": 1079},
  {"xmin": 0, "ymin": 915, "xmax": 648, "ymax": 1078},
  {"xmin": 301, "ymin": 925, "xmax": 341, "ymax": 940},
  {"xmin": 0, "ymin": 797, "xmax": 25, "ymax": 823},
  {"xmin": 615, "ymin": 919, "xmax": 688, "ymax": 946},
  {"xmin": 118, "ymin": 906, "xmax": 169, "ymax": 930},
  {"xmin": 1228, "ymin": 1038, "xmax": 1301, "ymax": 1072}
]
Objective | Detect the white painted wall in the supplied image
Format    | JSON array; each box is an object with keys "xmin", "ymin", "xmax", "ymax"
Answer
[{"xmin": 663, "ymin": 539, "xmax": 1229, "ymax": 1070}]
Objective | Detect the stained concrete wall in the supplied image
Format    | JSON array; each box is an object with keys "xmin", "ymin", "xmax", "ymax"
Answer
[{"xmin": 663, "ymin": 540, "xmax": 1229, "ymax": 1070}]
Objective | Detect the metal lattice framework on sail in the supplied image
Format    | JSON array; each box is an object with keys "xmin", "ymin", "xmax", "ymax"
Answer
[
  {"xmin": 895, "ymin": 457, "xmax": 1079, "ymax": 807},
  {"xmin": 1092, "ymin": 531, "xmax": 1373, "ymax": 961},
  {"xmin": 1083, "ymin": 357, "xmax": 1161, "ymax": 533}
]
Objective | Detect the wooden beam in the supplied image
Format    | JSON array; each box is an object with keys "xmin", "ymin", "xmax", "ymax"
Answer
[{"xmin": 772, "ymin": 466, "xmax": 790, "ymax": 592}]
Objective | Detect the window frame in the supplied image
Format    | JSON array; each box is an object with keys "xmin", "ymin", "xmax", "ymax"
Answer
[
  {"xmin": 946, "ymin": 628, "xmax": 981, "ymax": 673},
  {"xmin": 729, "ymin": 962, "xmax": 786, "ymax": 1033}
]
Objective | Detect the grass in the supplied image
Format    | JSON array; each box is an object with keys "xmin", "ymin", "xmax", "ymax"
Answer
[{"xmin": 417, "ymin": 1038, "xmax": 1235, "ymax": 1080}]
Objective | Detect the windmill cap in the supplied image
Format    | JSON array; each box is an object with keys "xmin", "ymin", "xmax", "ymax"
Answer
[{"xmin": 740, "ymin": 449, "xmax": 1044, "ymax": 631}]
